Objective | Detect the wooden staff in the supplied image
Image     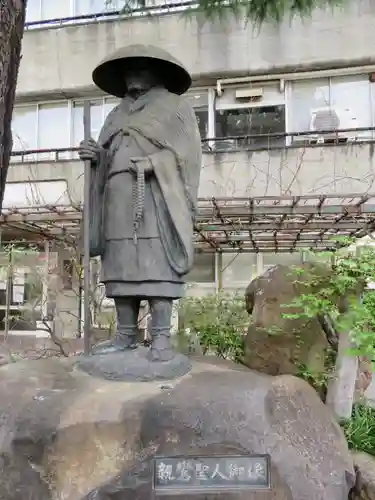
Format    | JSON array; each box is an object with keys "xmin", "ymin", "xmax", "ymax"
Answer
[{"xmin": 83, "ymin": 101, "xmax": 91, "ymax": 356}]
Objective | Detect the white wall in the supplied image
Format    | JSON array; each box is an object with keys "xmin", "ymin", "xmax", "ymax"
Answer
[{"xmin": 17, "ymin": 0, "xmax": 375, "ymax": 99}]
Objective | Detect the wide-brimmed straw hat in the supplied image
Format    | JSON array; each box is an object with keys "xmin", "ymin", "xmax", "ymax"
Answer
[{"xmin": 92, "ymin": 44, "xmax": 192, "ymax": 97}]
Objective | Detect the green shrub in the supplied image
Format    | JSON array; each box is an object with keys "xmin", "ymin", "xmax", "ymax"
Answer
[
  {"xmin": 342, "ymin": 404, "xmax": 375, "ymax": 457},
  {"xmin": 177, "ymin": 292, "xmax": 248, "ymax": 362}
]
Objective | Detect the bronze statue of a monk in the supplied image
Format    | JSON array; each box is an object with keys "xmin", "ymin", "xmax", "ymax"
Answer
[{"xmin": 78, "ymin": 45, "xmax": 202, "ymax": 363}]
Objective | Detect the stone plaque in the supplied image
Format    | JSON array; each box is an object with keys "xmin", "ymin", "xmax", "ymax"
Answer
[{"xmin": 153, "ymin": 454, "xmax": 271, "ymax": 495}]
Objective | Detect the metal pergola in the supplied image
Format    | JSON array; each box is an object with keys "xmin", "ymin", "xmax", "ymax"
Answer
[
  {"xmin": 1, "ymin": 192, "xmax": 375, "ymax": 356},
  {"xmin": 194, "ymin": 194, "xmax": 375, "ymax": 253},
  {"xmin": 1, "ymin": 194, "xmax": 375, "ymax": 252}
]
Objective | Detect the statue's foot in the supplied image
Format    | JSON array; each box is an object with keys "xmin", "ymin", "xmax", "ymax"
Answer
[
  {"xmin": 91, "ymin": 336, "xmax": 138, "ymax": 355},
  {"xmin": 146, "ymin": 335, "xmax": 175, "ymax": 362}
]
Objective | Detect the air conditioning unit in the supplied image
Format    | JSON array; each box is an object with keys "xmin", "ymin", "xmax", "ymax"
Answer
[{"xmin": 308, "ymin": 106, "xmax": 359, "ymax": 143}]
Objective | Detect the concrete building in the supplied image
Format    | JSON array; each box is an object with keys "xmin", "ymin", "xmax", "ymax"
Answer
[{"xmin": 4, "ymin": 0, "xmax": 375, "ymax": 340}]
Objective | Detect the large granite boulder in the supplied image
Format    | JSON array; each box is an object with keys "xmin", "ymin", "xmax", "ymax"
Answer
[
  {"xmin": 0, "ymin": 355, "xmax": 355, "ymax": 500},
  {"xmin": 244, "ymin": 263, "xmax": 332, "ymax": 378}
]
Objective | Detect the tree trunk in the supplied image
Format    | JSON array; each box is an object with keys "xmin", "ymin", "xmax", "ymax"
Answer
[{"xmin": 0, "ymin": 0, "xmax": 27, "ymax": 211}]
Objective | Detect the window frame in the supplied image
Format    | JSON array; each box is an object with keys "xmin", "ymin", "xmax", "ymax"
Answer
[
  {"xmin": 214, "ymin": 83, "xmax": 287, "ymax": 148},
  {"xmin": 12, "ymin": 99, "xmax": 71, "ymax": 155},
  {"xmin": 11, "ymin": 89, "xmax": 213, "ymax": 159},
  {"xmin": 13, "ymin": 73, "xmax": 375, "ymax": 159},
  {"xmin": 37, "ymin": 100, "xmax": 71, "ymax": 153},
  {"xmin": 214, "ymin": 104, "xmax": 287, "ymax": 149},
  {"xmin": 11, "ymin": 103, "xmax": 38, "ymax": 152},
  {"xmin": 286, "ymin": 74, "xmax": 375, "ymax": 142},
  {"xmin": 186, "ymin": 88, "xmax": 210, "ymax": 140}
]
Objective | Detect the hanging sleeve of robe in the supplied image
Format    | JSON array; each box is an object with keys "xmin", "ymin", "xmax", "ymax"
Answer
[{"xmin": 89, "ymin": 87, "xmax": 202, "ymax": 276}]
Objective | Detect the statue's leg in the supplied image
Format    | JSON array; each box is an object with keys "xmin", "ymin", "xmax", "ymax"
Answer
[
  {"xmin": 147, "ymin": 298, "xmax": 174, "ymax": 362},
  {"xmin": 115, "ymin": 297, "xmax": 141, "ymax": 347},
  {"xmin": 91, "ymin": 297, "xmax": 140, "ymax": 355}
]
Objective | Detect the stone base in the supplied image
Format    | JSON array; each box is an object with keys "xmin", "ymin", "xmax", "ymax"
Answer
[
  {"xmin": 75, "ymin": 346, "xmax": 192, "ymax": 381},
  {"xmin": 0, "ymin": 356, "xmax": 356, "ymax": 500}
]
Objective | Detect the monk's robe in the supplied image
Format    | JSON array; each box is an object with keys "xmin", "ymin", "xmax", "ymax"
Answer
[{"xmin": 88, "ymin": 87, "xmax": 202, "ymax": 299}]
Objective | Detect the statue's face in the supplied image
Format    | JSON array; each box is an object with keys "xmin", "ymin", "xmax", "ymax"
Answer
[{"xmin": 123, "ymin": 61, "xmax": 161, "ymax": 96}]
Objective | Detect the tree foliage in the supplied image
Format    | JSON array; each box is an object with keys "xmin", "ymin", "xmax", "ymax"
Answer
[
  {"xmin": 191, "ymin": 0, "xmax": 344, "ymax": 24},
  {"xmin": 117, "ymin": 0, "xmax": 344, "ymax": 24},
  {"xmin": 282, "ymin": 238, "xmax": 375, "ymax": 367}
]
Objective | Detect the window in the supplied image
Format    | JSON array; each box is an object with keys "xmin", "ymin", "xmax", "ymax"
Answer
[
  {"xmin": 221, "ymin": 253, "xmax": 256, "ymax": 286},
  {"xmin": 25, "ymin": 0, "xmax": 42, "ymax": 22},
  {"xmin": 72, "ymin": 99, "xmax": 103, "ymax": 146},
  {"xmin": 11, "ymin": 87, "xmax": 209, "ymax": 160},
  {"xmin": 195, "ymin": 109, "xmax": 209, "ymax": 139},
  {"xmin": 74, "ymin": 0, "xmax": 120, "ymax": 16},
  {"xmin": 40, "ymin": 0, "xmax": 71, "ymax": 20},
  {"xmin": 38, "ymin": 102, "xmax": 70, "ymax": 150},
  {"xmin": 186, "ymin": 90, "xmax": 209, "ymax": 139},
  {"xmin": 0, "ymin": 249, "xmax": 44, "ymax": 332},
  {"xmin": 26, "ymin": 0, "xmax": 71, "ymax": 22},
  {"xmin": 62, "ymin": 259, "xmax": 74, "ymax": 290},
  {"xmin": 26, "ymin": 0, "xmax": 114, "ymax": 22},
  {"xmin": 262, "ymin": 253, "xmax": 302, "ymax": 271},
  {"xmin": 72, "ymin": 97, "xmax": 120, "ymax": 149},
  {"xmin": 103, "ymin": 97, "xmax": 119, "ymax": 118},
  {"xmin": 89, "ymin": 101, "xmax": 104, "ymax": 141},
  {"xmin": 214, "ymin": 83, "xmax": 285, "ymax": 150},
  {"xmin": 215, "ymin": 106, "xmax": 286, "ymax": 150},
  {"xmin": 186, "ymin": 252, "xmax": 215, "ymax": 283},
  {"xmin": 288, "ymin": 75, "xmax": 373, "ymax": 140},
  {"xmin": 12, "ymin": 105, "xmax": 37, "ymax": 150},
  {"xmin": 12, "ymin": 102, "xmax": 70, "ymax": 160},
  {"xmin": 288, "ymin": 78, "xmax": 329, "ymax": 134}
]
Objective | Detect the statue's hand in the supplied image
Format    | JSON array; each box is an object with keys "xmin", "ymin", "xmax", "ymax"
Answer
[
  {"xmin": 78, "ymin": 138, "xmax": 102, "ymax": 162},
  {"xmin": 130, "ymin": 156, "xmax": 153, "ymax": 175}
]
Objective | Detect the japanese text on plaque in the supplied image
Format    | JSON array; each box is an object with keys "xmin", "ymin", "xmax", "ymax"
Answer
[{"xmin": 153, "ymin": 454, "xmax": 270, "ymax": 494}]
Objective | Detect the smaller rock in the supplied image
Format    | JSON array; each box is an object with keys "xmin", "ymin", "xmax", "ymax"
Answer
[
  {"xmin": 244, "ymin": 263, "xmax": 331, "ymax": 378},
  {"xmin": 356, "ymin": 358, "xmax": 373, "ymax": 398},
  {"xmin": 352, "ymin": 452, "xmax": 375, "ymax": 500}
]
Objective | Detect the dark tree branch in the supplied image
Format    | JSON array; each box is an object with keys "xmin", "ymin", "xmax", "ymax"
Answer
[{"xmin": 0, "ymin": 0, "xmax": 27, "ymax": 211}]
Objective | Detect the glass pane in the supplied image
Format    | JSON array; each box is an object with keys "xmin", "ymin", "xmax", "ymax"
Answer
[
  {"xmin": 91, "ymin": 101, "xmax": 105, "ymax": 140},
  {"xmin": 72, "ymin": 102, "xmax": 84, "ymax": 147},
  {"xmin": 103, "ymin": 97, "xmax": 120, "ymax": 118},
  {"xmin": 41, "ymin": 0, "xmax": 71, "ymax": 19},
  {"xmin": 186, "ymin": 253, "xmax": 215, "ymax": 283},
  {"xmin": 72, "ymin": 99, "xmax": 103, "ymax": 146},
  {"xmin": 194, "ymin": 109, "xmax": 208, "ymax": 139},
  {"xmin": 186, "ymin": 90, "xmax": 208, "ymax": 109},
  {"xmin": 289, "ymin": 79, "xmax": 330, "ymax": 133},
  {"xmin": 12, "ymin": 105, "xmax": 38, "ymax": 151},
  {"xmin": 262, "ymin": 253, "xmax": 302, "ymax": 269},
  {"xmin": 330, "ymin": 75, "xmax": 372, "ymax": 136},
  {"xmin": 215, "ymin": 106, "xmax": 285, "ymax": 149},
  {"xmin": 24, "ymin": 266, "xmax": 43, "ymax": 304},
  {"xmin": 74, "ymin": 0, "xmax": 118, "ymax": 15},
  {"xmin": 25, "ymin": 0, "xmax": 41, "ymax": 22},
  {"xmin": 222, "ymin": 253, "xmax": 256, "ymax": 285},
  {"xmin": 12, "ymin": 267, "xmax": 25, "ymax": 305},
  {"xmin": 38, "ymin": 102, "xmax": 69, "ymax": 149}
]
